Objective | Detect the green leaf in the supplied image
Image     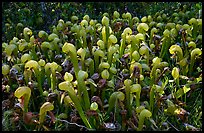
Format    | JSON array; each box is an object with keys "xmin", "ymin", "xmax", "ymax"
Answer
[
  {"xmin": 175, "ymin": 88, "xmax": 183, "ymax": 99},
  {"xmin": 175, "ymin": 86, "xmax": 191, "ymax": 99},
  {"xmin": 196, "ymin": 76, "xmax": 202, "ymax": 83},
  {"xmin": 183, "ymin": 86, "xmax": 191, "ymax": 94}
]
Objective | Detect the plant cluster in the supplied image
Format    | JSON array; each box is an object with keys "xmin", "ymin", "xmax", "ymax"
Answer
[
  {"xmin": 2, "ymin": 2, "xmax": 201, "ymax": 41},
  {"xmin": 2, "ymin": 2, "xmax": 202, "ymax": 131},
  {"xmin": 3, "ymin": 2, "xmax": 147, "ymax": 42}
]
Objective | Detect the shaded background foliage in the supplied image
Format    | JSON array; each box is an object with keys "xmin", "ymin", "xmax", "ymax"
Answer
[
  {"xmin": 1, "ymin": 2, "xmax": 202, "ymax": 131},
  {"xmin": 2, "ymin": 2, "xmax": 201, "ymax": 42}
]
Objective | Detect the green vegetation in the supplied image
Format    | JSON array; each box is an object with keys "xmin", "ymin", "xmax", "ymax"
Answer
[{"xmin": 2, "ymin": 2, "xmax": 202, "ymax": 131}]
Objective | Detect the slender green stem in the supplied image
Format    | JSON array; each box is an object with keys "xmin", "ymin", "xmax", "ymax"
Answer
[
  {"xmin": 34, "ymin": 69, "xmax": 43, "ymax": 95},
  {"xmin": 105, "ymin": 25, "xmax": 109, "ymax": 51},
  {"xmin": 129, "ymin": 18, "xmax": 133, "ymax": 29},
  {"xmin": 23, "ymin": 69, "xmax": 31, "ymax": 86},
  {"xmin": 175, "ymin": 78, "xmax": 181, "ymax": 101},
  {"xmin": 119, "ymin": 33, "xmax": 126, "ymax": 58},
  {"xmin": 31, "ymin": 45, "xmax": 38, "ymax": 60},
  {"xmin": 62, "ymin": 43, "xmax": 80, "ymax": 79},
  {"xmin": 90, "ymin": 84, "xmax": 95, "ymax": 97},
  {"xmin": 77, "ymin": 48, "xmax": 86, "ymax": 71},
  {"xmin": 108, "ymin": 46, "xmax": 116, "ymax": 65},
  {"xmin": 93, "ymin": 50, "xmax": 104, "ymax": 72},
  {"xmin": 77, "ymin": 70, "xmax": 90, "ymax": 111},
  {"xmin": 130, "ymin": 35, "xmax": 137, "ymax": 61},
  {"xmin": 150, "ymin": 65, "xmax": 157, "ymax": 84},
  {"xmin": 51, "ymin": 72, "xmax": 56, "ymax": 92},
  {"xmin": 124, "ymin": 79, "xmax": 132, "ymax": 118},
  {"xmin": 192, "ymin": 23, "xmax": 198, "ymax": 39},
  {"xmin": 87, "ymin": 35, "xmax": 93, "ymax": 57},
  {"xmin": 53, "ymin": 38, "xmax": 60, "ymax": 54},
  {"xmin": 149, "ymin": 28, "xmax": 157, "ymax": 46},
  {"xmin": 160, "ymin": 37, "xmax": 171, "ymax": 61},
  {"xmin": 149, "ymin": 85, "xmax": 155, "ymax": 112},
  {"xmin": 131, "ymin": 84, "xmax": 141, "ymax": 108},
  {"xmin": 146, "ymin": 51, "xmax": 150, "ymax": 66},
  {"xmin": 82, "ymin": 30, "xmax": 87, "ymax": 48},
  {"xmin": 85, "ymin": 58, "xmax": 94, "ymax": 76},
  {"xmin": 136, "ymin": 93, "xmax": 140, "ymax": 108},
  {"xmin": 58, "ymin": 81, "xmax": 92, "ymax": 129}
]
